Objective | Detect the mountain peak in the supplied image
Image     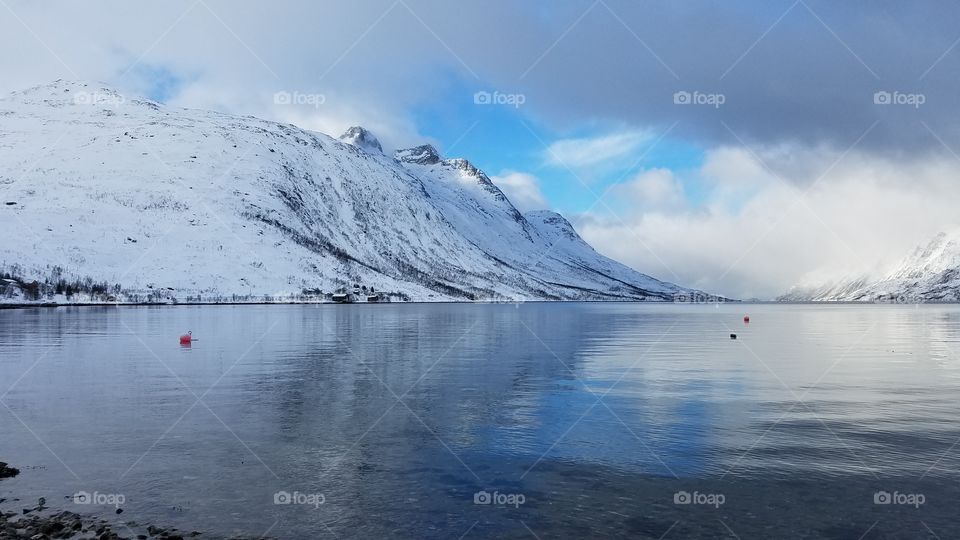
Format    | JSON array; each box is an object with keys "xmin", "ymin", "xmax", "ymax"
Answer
[
  {"xmin": 444, "ymin": 157, "xmax": 497, "ymax": 186},
  {"xmin": 7, "ymin": 80, "xmax": 112, "ymax": 101},
  {"xmin": 525, "ymin": 210, "xmax": 580, "ymax": 241},
  {"xmin": 444, "ymin": 157, "xmax": 481, "ymax": 176},
  {"xmin": 395, "ymin": 144, "xmax": 441, "ymax": 165},
  {"xmin": 3, "ymin": 80, "xmax": 162, "ymax": 112},
  {"xmin": 339, "ymin": 126, "xmax": 382, "ymax": 154}
]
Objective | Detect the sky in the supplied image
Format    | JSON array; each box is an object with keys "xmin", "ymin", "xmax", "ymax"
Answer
[{"xmin": 3, "ymin": 0, "xmax": 960, "ymax": 299}]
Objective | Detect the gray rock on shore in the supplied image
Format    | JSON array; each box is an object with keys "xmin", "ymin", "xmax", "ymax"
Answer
[
  {"xmin": 0, "ymin": 463, "xmax": 19, "ymax": 479},
  {"xmin": 1, "ymin": 459, "xmax": 267, "ymax": 539}
]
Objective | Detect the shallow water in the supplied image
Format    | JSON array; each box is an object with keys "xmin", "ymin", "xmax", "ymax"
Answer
[{"xmin": 2, "ymin": 303, "xmax": 960, "ymax": 538}]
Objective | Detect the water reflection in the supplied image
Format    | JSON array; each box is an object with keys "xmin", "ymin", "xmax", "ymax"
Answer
[{"xmin": 2, "ymin": 304, "xmax": 960, "ymax": 537}]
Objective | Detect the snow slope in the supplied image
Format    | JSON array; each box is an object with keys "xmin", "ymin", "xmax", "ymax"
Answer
[
  {"xmin": 779, "ymin": 231, "xmax": 960, "ymax": 302},
  {"xmin": 0, "ymin": 81, "xmax": 700, "ymax": 303}
]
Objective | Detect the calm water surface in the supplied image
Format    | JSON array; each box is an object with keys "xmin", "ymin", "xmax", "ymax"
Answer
[{"xmin": 2, "ymin": 304, "xmax": 960, "ymax": 538}]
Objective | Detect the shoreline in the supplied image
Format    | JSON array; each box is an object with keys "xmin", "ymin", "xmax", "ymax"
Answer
[
  {"xmin": 0, "ymin": 461, "xmax": 247, "ymax": 540},
  {"xmin": 0, "ymin": 298, "xmax": 719, "ymax": 310},
  {"xmin": 5, "ymin": 300, "xmax": 956, "ymax": 310},
  {"xmin": 1, "ymin": 506, "xmax": 200, "ymax": 540}
]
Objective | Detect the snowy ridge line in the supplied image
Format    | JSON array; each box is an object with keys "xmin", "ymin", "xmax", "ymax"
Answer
[
  {"xmin": 0, "ymin": 80, "xmax": 713, "ymax": 304},
  {"xmin": 778, "ymin": 230, "xmax": 960, "ymax": 302}
]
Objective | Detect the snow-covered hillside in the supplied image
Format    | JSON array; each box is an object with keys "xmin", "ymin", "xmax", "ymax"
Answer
[
  {"xmin": 779, "ymin": 231, "xmax": 960, "ymax": 302},
  {"xmin": 0, "ymin": 80, "xmax": 701, "ymax": 304}
]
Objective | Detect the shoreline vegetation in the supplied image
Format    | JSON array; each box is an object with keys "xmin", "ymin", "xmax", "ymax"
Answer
[
  {"xmin": 0, "ymin": 265, "xmax": 414, "ymax": 307},
  {"xmin": 0, "ymin": 264, "xmax": 730, "ymax": 306},
  {"xmin": 0, "ymin": 298, "xmax": 702, "ymax": 309},
  {"xmin": 0, "ymin": 269, "xmax": 731, "ymax": 308},
  {"xmin": 0, "ymin": 461, "xmax": 254, "ymax": 540},
  {"xmin": 0, "ymin": 267, "xmax": 735, "ymax": 307}
]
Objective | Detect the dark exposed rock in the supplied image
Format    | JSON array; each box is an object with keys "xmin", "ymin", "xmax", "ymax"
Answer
[
  {"xmin": 0, "ymin": 462, "xmax": 20, "ymax": 478},
  {"xmin": 394, "ymin": 144, "xmax": 441, "ymax": 165},
  {"xmin": 339, "ymin": 126, "xmax": 383, "ymax": 154}
]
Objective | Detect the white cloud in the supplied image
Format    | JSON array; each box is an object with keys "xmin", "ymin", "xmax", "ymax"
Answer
[
  {"xmin": 0, "ymin": 0, "xmax": 958, "ymax": 156},
  {"xmin": 609, "ymin": 168, "xmax": 686, "ymax": 212},
  {"xmin": 491, "ymin": 170, "xmax": 548, "ymax": 212},
  {"xmin": 0, "ymin": 0, "xmax": 468, "ymax": 152},
  {"xmin": 576, "ymin": 147, "xmax": 960, "ymax": 300},
  {"xmin": 544, "ymin": 131, "xmax": 650, "ymax": 169}
]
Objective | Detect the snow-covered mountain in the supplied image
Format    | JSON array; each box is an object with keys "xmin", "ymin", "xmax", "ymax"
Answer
[
  {"xmin": 779, "ymin": 231, "xmax": 960, "ymax": 302},
  {"xmin": 0, "ymin": 80, "xmax": 700, "ymax": 303}
]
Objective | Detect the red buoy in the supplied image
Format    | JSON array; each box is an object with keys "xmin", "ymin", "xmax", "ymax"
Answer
[
  {"xmin": 179, "ymin": 331, "xmax": 193, "ymax": 344},
  {"xmin": 743, "ymin": 315, "xmax": 750, "ymax": 323}
]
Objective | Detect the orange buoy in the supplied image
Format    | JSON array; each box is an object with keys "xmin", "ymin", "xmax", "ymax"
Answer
[
  {"xmin": 179, "ymin": 331, "xmax": 193, "ymax": 344},
  {"xmin": 743, "ymin": 315, "xmax": 750, "ymax": 323}
]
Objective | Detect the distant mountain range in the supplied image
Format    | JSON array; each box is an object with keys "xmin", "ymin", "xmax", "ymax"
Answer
[
  {"xmin": 0, "ymin": 80, "xmax": 702, "ymax": 304},
  {"xmin": 779, "ymin": 231, "xmax": 960, "ymax": 302}
]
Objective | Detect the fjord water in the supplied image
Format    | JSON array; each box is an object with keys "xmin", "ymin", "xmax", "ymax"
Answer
[{"xmin": 2, "ymin": 304, "xmax": 960, "ymax": 538}]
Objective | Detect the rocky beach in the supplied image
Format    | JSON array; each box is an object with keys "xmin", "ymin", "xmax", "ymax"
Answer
[{"xmin": 0, "ymin": 462, "xmax": 236, "ymax": 540}]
